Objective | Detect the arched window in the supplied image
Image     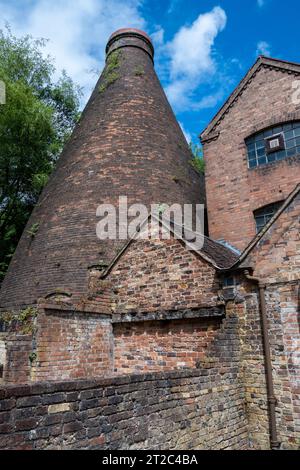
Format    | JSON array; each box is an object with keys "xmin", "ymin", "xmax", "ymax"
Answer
[
  {"xmin": 246, "ymin": 121, "xmax": 300, "ymax": 168},
  {"xmin": 253, "ymin": 201, "xmax": 283, "ymax": 233}
]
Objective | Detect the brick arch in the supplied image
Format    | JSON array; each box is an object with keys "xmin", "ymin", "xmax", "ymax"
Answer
[
  {"xmin": 253, "ymin": 199, "xmax": 284, "ymax": 215},
  {"xmin": 244, "ymin": 111, "xmax": 300, "ymax": 141}
]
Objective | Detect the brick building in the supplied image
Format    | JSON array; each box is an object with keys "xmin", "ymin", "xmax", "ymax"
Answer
[
  {"xmin": 201, "ymin": 56, "xmax": 300, "ymax": 251},
  {"xmin": 0, "ymin": 30, "xmax": 299, "ymax": 450}
]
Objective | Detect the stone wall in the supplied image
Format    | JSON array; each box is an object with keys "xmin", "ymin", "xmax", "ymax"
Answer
[
  {"xmin": 202, "ymin": 64, "xmax": 300, "ymax": 250},
  {"xmin": 0, "ymin": 368, "xmax": 249, "ymax": 450}
]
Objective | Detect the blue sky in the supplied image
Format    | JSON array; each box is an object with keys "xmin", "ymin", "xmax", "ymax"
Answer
[{"xmin": 0, "ymin": 0, "xmax": 299, "ymax": 143}]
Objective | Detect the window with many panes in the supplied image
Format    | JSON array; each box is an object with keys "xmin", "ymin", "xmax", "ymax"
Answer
[
  {"xmin": 246, "ymin": 121, "xmax": 300, "ymax": 168},
  {"xmin": 254, "ymin": 202, "xmax": 283, "ymax": 233}
]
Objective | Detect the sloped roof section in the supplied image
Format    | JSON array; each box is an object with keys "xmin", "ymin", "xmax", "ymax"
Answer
[
  {"xmin": 200, "ymin": 237, "xmax": 239, "ymax": 269},
  {"xmin": 236, "ymin": 183, "xmax": 300, "ymax": 267},
  {"xmin": 218, "ymin": 183, "xmax": 300, "ymax": 272},
  {"xmin": 201, "ymin": 56, "xmax": 300, "ymax": 141},
  {"xmin": 101, "ymin": 214, "xmax": 240, "ymax": 278}
]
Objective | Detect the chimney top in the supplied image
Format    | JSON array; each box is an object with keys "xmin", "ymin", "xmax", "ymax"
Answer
[{"xmin": 106, "ymin": 28, "xmax": 154, "ymax": 61}]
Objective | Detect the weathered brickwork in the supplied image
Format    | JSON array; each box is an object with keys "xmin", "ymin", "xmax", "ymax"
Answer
[
  {"xmin": 0, "ymin": 30, "xmax": 299, "ymax": 452},
  {"xmin": 246, "ymin": 192, "xmax": 300, "ymax": 282},
  {"xmin": 0, "ymin": 334, "xmax": 33, "ymax": 384},
  {"xmin": 229, "ymin": 292, "xmax": 270, "ymax": 449},
  {"xmin": 0, "ymin": 194, "xmax": 298, "ymax": 449},
  {"xmin": 113, "ymin": 318, "xmax": 222, "ymax": 374},
  {"xmin": 108, "ymin": 237, "xmax": 220, "ymax": 314},
  {"xmin": 0, "ymin": 369, "xmax": 249, "ymax": 450},
  {"xmin": 32, "ymin": 310, "xmax": 113, "ymax": 382},
  {"xmin": 236, "ymin": 282, "xmax": 300, "ymax": 450},
  {"xmin": 103, "ymin": 235, "xmax": 227, "ymax": 375},
  {"xmin": 202, "ymin": 62, "xmax": 300, "ymax": 250},
  {"xmin": 0, "ymin": 30, "xmax": 204, "ymax": 311},
  {"xmin": 236, "ymin": 192, "xmax": 300, "ymax": 449},
  {"xmin": 29, "ymin": 235, "xmax": 225, "ymax": 381}
]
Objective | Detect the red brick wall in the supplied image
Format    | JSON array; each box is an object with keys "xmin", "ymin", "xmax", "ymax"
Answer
[
  {"xmin": 203, "ymin": 65, "xmax": 300, "ymax": 250},
  {"xmin": 33, "ymin": 310, "xmax": 113, "ymax": 382},
  {"xmin": 113, "ymin": 318, "xmax": 221, "ymax": 374},
  {"xmin": 108, "ymin": 236, "xmax": 220, "ymax": 314},
  {"xmin": 237, "ymin": 194, "xmax": 300, "ymax": 449},
  {"xmin": 0, "ymin": 334, "xmax": 33, "ymax": 384},
  {"xmin": 100, "ymin": 235, "xmax": 224, "ymax": 376},
  {"xmin": 246, "ymin": 192, "xmax": 300, "ymax": 282},
  {"xmin": 1, "ymin": 236, "xmax": 223, "ymax": 384}
]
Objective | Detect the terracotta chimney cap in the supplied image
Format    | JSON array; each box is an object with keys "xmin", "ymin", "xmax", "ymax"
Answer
[
  {"xmin": 106, "ymin": 28, "xmax": 154, "ymax": 60},
  {"xmin": 108, "ymin": 28, "xmax": 153, "ymax": 45}
]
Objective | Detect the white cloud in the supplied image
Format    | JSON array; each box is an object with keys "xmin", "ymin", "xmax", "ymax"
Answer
[
  {"xmin": 164, "ymin": 6, "xmax": 227, "ymax": 111},
  {"xmin": 179, "ymin": 121, "xmax": 192, "ymax": 143},
  {"xmin": 256, "ymin": 40, "xmax": 271, "ymax": 57},
  {"xmin": 0, "ymin": 2, "xmax": 230, "ymax": 118},
  {"xmin": 151, "ymin": 27, "xmax": 164, "ymax": 47},
  {"xmin": 168, "ymin": 6, "xmax": 226, "ymax": 79},
  {"xmin": 193, "ymin": 89, "xmax": 225, "ymax": 110},
  {"xmin": 167, "ymin": 0, "xmax": 181, "ymax": 14},
  {"xmin": 0, "ymin": 0, "xmax": 146, "ymax": 104}
]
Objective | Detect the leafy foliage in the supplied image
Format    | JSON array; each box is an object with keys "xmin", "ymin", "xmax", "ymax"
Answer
[
  {"xmin": 189, "ymin": 143, "xmax": 205, "ymax": 174},
  {"xmin": 0, "ymin": 26, "xmax": 82, "ymax": 283},
  {"xmin": 0, "ymin": 306, "xmax": 38, "ymax": 334},
  {"xmin": 134, "ymin": 65, "xmax": 145, "ymax": 76},
  {"xmin": 99, "ymin": 50, "xmax": 121, "ymax": 93},
  {"xmin": 27, "ymin": 222, "xmax": 40, "ymax": 238}
]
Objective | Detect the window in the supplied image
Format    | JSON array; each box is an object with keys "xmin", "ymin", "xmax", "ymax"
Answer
[
  {"xmin": 265, "ymin": 133, "xmax": 285, "ymax": 154},
  {"xmin": 223, "ymin": 276, "xmax": 235, "ymax": 288},
  {"xmin": 246, "ymin": 121, "xmax": 300, "ymax": 168},
  {"xmin": 254, "ymin": 202, "xmax": 283, "ymax": 233}
]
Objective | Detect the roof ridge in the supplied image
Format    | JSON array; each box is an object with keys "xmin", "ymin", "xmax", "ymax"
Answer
[
  {"xmin": 101, "ymin": 213, "xmax": 239, "ymax": 277},
  {"xmin": 259, "ymin": 55, "xmax": 300, "ymax": 68},
  {"xmin": 200, "ymin": 56, "xmax": 300, "ymax": 140}
]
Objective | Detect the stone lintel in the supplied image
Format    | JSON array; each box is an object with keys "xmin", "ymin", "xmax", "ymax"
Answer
[{"xmin": 112, "ymin": 306, "xmax": 224, "ymax": 324}]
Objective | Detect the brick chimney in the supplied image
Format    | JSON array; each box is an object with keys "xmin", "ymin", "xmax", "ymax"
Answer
[{"xmin": 0, "ymin": 28, "xmax": 205, "ymax": 309}]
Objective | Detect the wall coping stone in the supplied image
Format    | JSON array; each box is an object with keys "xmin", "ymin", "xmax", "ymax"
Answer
[
  {"xmin": 0, "ymin": 367, "xmax": 226, "ymax": 399},
  {"xmin": 112, "ymin": 306, "xmax": 225, "ymax": 323},
  {"xmin": 39, "ymin": 303, "xmax": 112, "ymax": 317}
]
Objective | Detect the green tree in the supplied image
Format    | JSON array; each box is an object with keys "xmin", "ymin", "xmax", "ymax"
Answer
[
  {"xmin": 0, "ymin": 27, "xmax": 82, "ymax": 283},
  {"xmin": 189, "ymin": 142, "xmax": 205, "ymax": 174}
]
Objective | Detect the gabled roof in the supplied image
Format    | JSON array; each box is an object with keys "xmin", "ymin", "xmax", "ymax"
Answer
[
  {"xmin": 100, "ymin": 184, "xmax": 300, "ymax": 278},
  {"xmin": 199, "ymin": 236, "xmax": 239, "ymax": 269},
  {"xmin": 101, "ymin": 214, "xmax": 239, "ymax": 278},
  {"xmin": 200, "ymin": 56, "xmax": 300, "ymax": 141},
  {"xmin": 223, "ymin": 183, "xmax": 300, "ymax": 271}
]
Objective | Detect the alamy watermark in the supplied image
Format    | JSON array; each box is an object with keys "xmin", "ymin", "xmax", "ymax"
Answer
[
  {"xmin": 0, "ymin": 81, "xmax": 5, "ymax": 104},
  {"xmin": 292, "ymin": 80, "xmax": 300, "ymax": 105},
  {"xmin": 290, "ymin": 339, "xmax": 300, "ymax": 368},
  {"xmin": 96, "ymin": 197, "xmax": 205, "ymax": 251}
]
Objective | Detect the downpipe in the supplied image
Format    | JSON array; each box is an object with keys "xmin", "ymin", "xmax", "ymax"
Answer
[{"xmin": 244, "ymin": 270, "xmax": 281, "ymax": 450}]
